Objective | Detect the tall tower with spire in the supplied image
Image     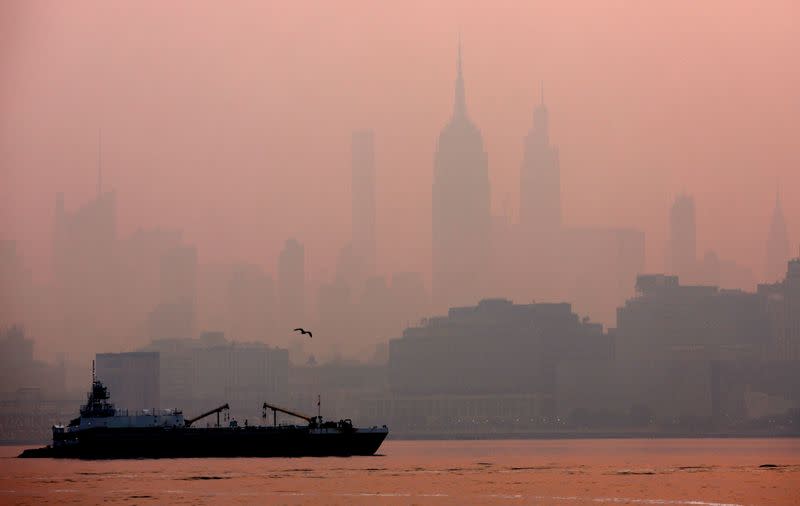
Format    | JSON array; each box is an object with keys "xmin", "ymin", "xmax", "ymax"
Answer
[
  {"xmin": 520, "ymin": 83, "xmax": 561, "ymax": 236},
  {"xmin": 431, "ymin": 40, "xmax": 491, "ymax": 310},
  {"xmin": 51, "ymin": 133, "xmax": 118, "ymax": 355},
  {"xmin": 351, "ymin": 129, "xmax": 376, "ymax": 280},
  {"xmin": 765, "ymin": 188, "xmax": 791, "ymax": 282}
]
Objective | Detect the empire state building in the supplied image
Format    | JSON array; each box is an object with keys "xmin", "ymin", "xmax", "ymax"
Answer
[{"xmin": 432, "ymin": 42, "xmax": 491, "ymax": 310}]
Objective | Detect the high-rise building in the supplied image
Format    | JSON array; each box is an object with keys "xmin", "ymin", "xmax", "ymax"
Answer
[
  {"xmin": 432, "ymin": 40, "xmax": 491, "ymax": 311},
  {"xmin": 667, "ymin": 194, "xmax": 697, "ymax": 282},
  {"xmin": 758, "ymin": 255, "xmax": 800, "ymax": 360},
  {"xmin": 390, "ymin": 271, "xmax": 428, "ymax": 329},
  {"xmin": 316, "ymin": 278, "xmax": 352, "ymax": 358},
  {"xmin": 0, "ymin": 240, "xmax": 31, "ymax": 326},
  {"xmin": 764, "ymin": 190, "xmax": 790, "ymax": 283},
  {"xmin": 160, "ymin": 245, "xmax": 197, "ymax": 307},
  {"xmin": 389, "ymin": 298, "xmax": 607, "ymax": 397},
  {"xmin": 356, "ymin": 275, "xmax": 394, "ymax": 352},
  {"xmin": 560, "ymin": 227, "xmax": 646, "ymax": 325},
  {"xmin": 140, "ymin": 332, "xmax": 288, "ymax": 420},
  {"xmin": 52, "ymin": 188, "xmax": 118, "ymax": 353},
  {"xmin": 352, "ymin": 130, "xmax": 376, "ymax": 279},
  {"xmin": 53, "ymin": 190, "xmax": 117, "ymax": 291},
  {"xmin": 0, "ymin": 326, "xmax": 65, "ymax": 398},
  {"xmin": 227, "ymin": 263, "xmax": 275, "ymax": 341},
  {"xmin": 520, "ymin": 85, "xmax": 561, "ymax": 236},
  {"xmin": 785, "ymin": 256, "xmax": 800, "ymax": 360},
  {"xmin": 115, "ymin": 227, "xmax": 185, "ymax": 342},
  {"xmin": 278, "ymin": 239, "xmax": 305, "ymax": 328},
  {"xmin": 617, "ymin": 274, "xmax": 766, "ymax": 362},
  {"xmin": 95, "ymin": 352, "xmax": 160, "ymax": 410},
  {"xmin": 148, "ymin": 245, "xmax": 197, "ymax": 341},
  {"xmin": 193, "ymin": 340, "xmax": 289, "ymax": 420}
]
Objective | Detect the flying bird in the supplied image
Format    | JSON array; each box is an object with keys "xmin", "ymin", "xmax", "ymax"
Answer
[{"xmin": 293, "ymin": 327, "xmax": 312, "ymax": 338}]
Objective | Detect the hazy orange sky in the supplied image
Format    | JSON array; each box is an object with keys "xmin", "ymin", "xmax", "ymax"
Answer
[{"xmin": 2, "ymin": 0, "xmax": 798, "ymax": 289}]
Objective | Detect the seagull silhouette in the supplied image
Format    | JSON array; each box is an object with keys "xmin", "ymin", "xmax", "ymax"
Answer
[{"xmin": 293, "ymin": 327, "xmax": 312, "ymax": 338}]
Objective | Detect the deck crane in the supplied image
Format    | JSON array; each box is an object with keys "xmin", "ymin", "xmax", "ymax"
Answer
[
  {"xmin": 262, "ymin": 401, "xmax": 317, "ymax": 427},
  {"xmin": 262, "ymin": 401, "xmax": 353, "ymax": 431},
  {"xmin": 184, "ymin": 404, "xmax": 230, "ymax": 428}
]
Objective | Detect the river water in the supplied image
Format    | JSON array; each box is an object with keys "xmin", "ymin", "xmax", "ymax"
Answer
[{"xmin": 0, "ymin": 438, "xmax": 798, "ymax": 505}]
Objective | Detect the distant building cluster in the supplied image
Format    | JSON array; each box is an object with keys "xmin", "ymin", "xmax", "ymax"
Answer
[
  {"xmin": 136, "ymin": 332, "xmax": 289, "ymax": 422},
  {"xmin": 95, "ymin": 352, "xmax": 160, "ymax": 411},
  {"xmin": 375, "ymin": 258, "xmax": 799, "ymax": 435},
  {"xmin": 666, "ymin": 194, "xmax": 760, "ymax": 289},
  {"xmin": 91, "ymin": 331, "xmax": 288, "ymax": 425},
  {"xmin": 6, "ymin": 257, "xmax": 794, "ymax": 441},
  {"xmin": 0, "ymin": 326, "xmax": 65, "ymax": 400},
  {"xmin": 758, "ymin": 257, "xmax": 800, "ymax": 361},
  {"xmin": 0, "ymin": 41, "xmax": 797, "ymax": 442},
  {"xmin": 369, "ymin": 299, "xmax": 607, "ymax": 431},
  {"xmin": 2, "ymin": 43, "xmax": 793, "ymax": 364},
  {"xmin": 389, "ymin": 299, "xmax": 608, "ymax": 398},
  {"xmin": 0, "ymin": 326, "xmax": 68, "ymax": 443}
]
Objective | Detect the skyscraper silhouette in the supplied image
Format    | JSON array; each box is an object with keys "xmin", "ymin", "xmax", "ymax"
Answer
[
  {"xmin": 352, "ymin": 130, "xmax": 376, "ymax": 279},
  {"xmin": 227, "ymin": 263, "xmax": 275, "ymax": 341},
  {"xmin": 432, "ymin": 40, "xmax": 491, "ymax": 310},
  {"xmin": 668, "ymin": 194, "xmax": 697, "ymax": 282},
  {"xmin": 0, "ymin": 240, "xmax": 30, "ymax": 327},
  {"xmin": 765, "ymin": 189, "xmax": 790, "ymax": 283},
  {"xmin": 520, "ymin": 83, "xmax": 561, "ymax": 236},
  {"xmin": 52, "ymin": 186, "xmax": 118, "ymax": 353},
  {"xmin": 53, "ymin": 190, "xmax": 117, "ymax": 292},
  {"xmin": 147, "ymin": 244, "xmax": 197, "ymax": 341},
  {"xmin": 278, "ymin": 238, "xmax": 305, "ymax": 329}
]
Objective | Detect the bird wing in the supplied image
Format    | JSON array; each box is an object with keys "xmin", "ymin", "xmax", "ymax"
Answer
[
  {"xmin": 293, "ymin": 328, "xmax": 303, "ymax": 332},
  {"xmin": 308, "ymin": 332, "xmax": 313, "ymax": 338}
]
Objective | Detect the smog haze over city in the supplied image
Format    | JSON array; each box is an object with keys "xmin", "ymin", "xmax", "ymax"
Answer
[
  {"xmin": 3, "ymin": 2, "xmax": 798, "ymax": 331},
  {"xmin": 1, "ymin": 2, "xmax": 799, "ymax": 504}
]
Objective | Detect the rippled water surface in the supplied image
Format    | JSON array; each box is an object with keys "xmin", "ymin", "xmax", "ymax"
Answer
[{"xmin": 1, "ymin": 439, "xmax": 798, "ymax": 505}]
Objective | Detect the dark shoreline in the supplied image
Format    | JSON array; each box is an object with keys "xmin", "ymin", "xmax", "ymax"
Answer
[{"xmin": 5, "ymin": 432, "xmax": 799, "ymax": 447}]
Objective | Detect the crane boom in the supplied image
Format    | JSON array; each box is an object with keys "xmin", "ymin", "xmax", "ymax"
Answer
[
  {"xmin": 185, "ymin": 403, "xmax": 229, "ymax": 427},
  {"xmin": 262, "ymin": 401, "xmax": 312, "ymax": 424}
]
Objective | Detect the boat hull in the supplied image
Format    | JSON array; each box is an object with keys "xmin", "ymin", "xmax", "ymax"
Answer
[{"xmin": 19, "ymin": 426, "xmax": 388, "ymax": 459}]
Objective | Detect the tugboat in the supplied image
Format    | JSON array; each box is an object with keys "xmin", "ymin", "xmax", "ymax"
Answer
[{"xmin": 19, "ymin": 369, "xmax": 388, "ymax": 459}]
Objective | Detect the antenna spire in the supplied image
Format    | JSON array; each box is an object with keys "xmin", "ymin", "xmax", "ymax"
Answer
[
  {"xmin": 540, "ymin": 80, "xmax": 544, "ymax": 105},
  {"xmin": 453, "ymin": 34, "xmax": 467, "ymax": 118},
  {"xmin": 457, "ymin": 31, "xmax": 462, "ymax": 74}
]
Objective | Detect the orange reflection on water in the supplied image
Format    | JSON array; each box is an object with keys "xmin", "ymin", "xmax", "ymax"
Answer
[{"xmin": 0, "ymin": 438, "xmax": 798, "ymax": 505}]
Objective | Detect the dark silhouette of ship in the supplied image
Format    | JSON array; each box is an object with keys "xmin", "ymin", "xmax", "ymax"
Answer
[{"xmin": 19, "ymin": 375, "xmax": 388, "ymax": 459}]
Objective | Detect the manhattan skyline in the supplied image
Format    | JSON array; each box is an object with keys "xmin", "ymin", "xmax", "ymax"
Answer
[{"xmin": 2, "ymin": 1, "xmax": 798, "ymax": 302}]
